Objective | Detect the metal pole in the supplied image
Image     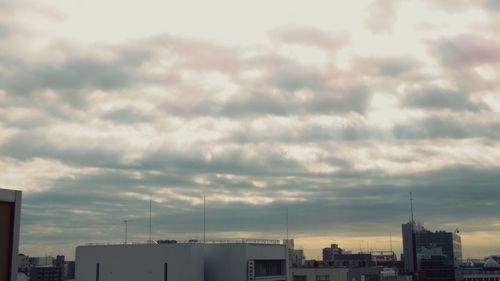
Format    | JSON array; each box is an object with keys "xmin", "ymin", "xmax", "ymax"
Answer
[
  {"xmin": 203, "ymin": 194, "xmax": 206, "ymax": 244},
  {"xmin": 410, "ymin": 192, "xmax": 414, "ymax": 223},
  {"xmin": 286, "ymin": 208, "xmax": 289, "ymax": 242},
  {"xmin": 124, "ymin": 220, "xmax": 128, "ymax": 244},
  {"xmin": 149, "ymin": 199, "xmax": 152, "ymax": 243}
]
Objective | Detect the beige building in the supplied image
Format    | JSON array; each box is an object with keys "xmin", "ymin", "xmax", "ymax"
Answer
[{"xmin": 291, "ymin": 267, "xmax": 348, "ymax": 281}]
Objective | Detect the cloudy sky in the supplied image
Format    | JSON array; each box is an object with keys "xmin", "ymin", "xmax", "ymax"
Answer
[{"xmin": 1, "ymin": 0, "xmax": 500, "ymax": 260}]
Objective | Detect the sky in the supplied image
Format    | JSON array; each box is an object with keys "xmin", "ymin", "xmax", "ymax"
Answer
[{"xmin": 1, "ymin": 0, "xmax": 500, "ymax": 260}]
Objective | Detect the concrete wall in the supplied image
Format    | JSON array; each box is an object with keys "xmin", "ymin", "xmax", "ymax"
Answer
[
  {"xmin": 204, "ymin": 243, "xmax": 287, "ymax": 281},
  {"xmin": 75, "ymin": 243, "xmax": 203, "ymax": 281},
  {"xmin": 290, "ymin": 267, "xmax": 348, "ymax": 281},
  {"xmin": 0, "ymin": 188, "xmax": 22, "ymax": 281}
]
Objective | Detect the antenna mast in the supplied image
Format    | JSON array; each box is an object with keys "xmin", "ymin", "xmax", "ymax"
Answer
[
  {"xmin": 203, "ymin": 194, "xmax": 206, "ymax": 244},
  {"xmin": 124, "ymin": 220, "xmax": 128, "ymax": 244},
  {"xmin": 410, "ymin": 192, "xmax": 414, "ymax": 223},
  {"xmin": 149, "ymin": 198, "xmax": 152, "ymax": 243},
  {"xmin": 389, "ymin": 233, "xmax": 393, "ymax": 252},
  {"xmin": 286, "ymin": 208, "xmax": 289, "ymax": 242}
]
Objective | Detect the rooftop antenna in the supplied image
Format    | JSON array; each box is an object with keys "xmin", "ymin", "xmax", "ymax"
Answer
[
  {"xmin": 203, "ymin": 194, "xmax": 206, "ymax": 244},
  {"xmin": 123, "ymin": 220, "xmax": 128, "ymax": 244},
  {"xmin": 410, "ymin": 192, "xmax": 415, "ymax": 224},
  {"xmin": 389, "ymin": 233, "xmax": 393, "ymax": 252},
  {"xmin": 286, "ymin": 208, "xmax": 289, "ymax": 242},
  {"xmin": 149, "ymin": 198, "xmax": 152, "ymax": 243}
]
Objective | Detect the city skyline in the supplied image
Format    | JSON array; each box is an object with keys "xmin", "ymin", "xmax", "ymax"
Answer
[{"xmin": 1, "ymin": 0, "xmax": 500, "ymax": 260}]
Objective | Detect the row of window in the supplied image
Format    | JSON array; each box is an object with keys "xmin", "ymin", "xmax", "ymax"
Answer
[
  {"xmin": 464, "ymin": 277, "xmax": 500, "ymax": 281},
  {"xmin": 293, "ymin": 275, "xmax": 330, "ymax": 281}
]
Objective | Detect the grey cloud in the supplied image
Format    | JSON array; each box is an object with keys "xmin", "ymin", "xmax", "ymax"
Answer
[
  {"xmin": 219, "ymin": 85, "xmax": 371, "ymax": 117},
  {"xmin": 393, "ymin": 117, "xmax": 500, "ymax": 140},
  {"xmin": 229, "ymin": 123, "xmax": 386, "ymax": 144},
  {"xmin": 485, "ymin": 0, "xmax": 500, "ymax": 10},
  {"xmin": 18, "ymin": 164, "xmax": 500, "ymax": 250},
  {"xmin": 100, "ymin": 108, "xmax": 153, "ymax": 123},
  {"xmin": 430, "ymin": 35, "xmax": 500, "ymax": 67},
  {"xmin": 2, "ymin": 58, "xmax": 137, "ymax": 105},
  {"xmin": 133, "ymin": 149, "xmax": 307, "ymax": 177},
  {"xmin": 403, "ymin": 87, "xmax": 487, "ymax": 111},
  {"xmin": 0, "ymin": 36, "xmax": 172, "ymax": 109},
  {"xmin": 0, "ymin": 133, "xmax": 125, "ymax": 168},
  {"xmin": 269, "ymin": 67, "xmax": 326, "ymax": 92},
  {"xmin": 377, "ymin": 57, "xmax": 418, "ymax": 77}
]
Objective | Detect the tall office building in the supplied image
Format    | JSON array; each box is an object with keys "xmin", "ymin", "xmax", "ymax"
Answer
[
  {"xmin": 0, "ymin": 188, "xmax": 22, "ymax": 281},
  {"xmin": 402, "ymin": 221, "xmax": 462, "ymax": 281}
]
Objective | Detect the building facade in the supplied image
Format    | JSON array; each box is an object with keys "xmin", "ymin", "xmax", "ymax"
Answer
[
  {"xmin": 75, "ymin": 243, "xmax": 204, "ymax": 281},
  {"xmin": 0, "ymin": 188, "xmax": 22, "ymax": 281},
  {"xmin": 290, "ymin": 267, "xmax": 348, "ymax": 281},
  {"xmin": 29, "ymin": 266, "xmax": 64, "ymax": 281},
  {"xmin": 204, "ymin": 242, "xmax": 288, "ymax": 281},
  {"xmin": 75, "ymin": 240, "xmax": 287, "ymax": 281},
  {"xmin": 402, "ymin": 222, "xmax": 462, "ymax": 281}
]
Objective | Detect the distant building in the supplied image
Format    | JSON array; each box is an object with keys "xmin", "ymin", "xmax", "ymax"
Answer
[
  {"xmin": 65, "ymin": 261, "xmax": 75, "ymax": 280},
  {"xmin": 371, "ymin": 251, "xmax": 397, "ymax": 263},
  {"xmin": 284, "ymin": 239, "xmax": 305, "ymax": 267},
  {"xmin": 347, "ymin": 267, "xmax": 382, "ymax": 281},
  {"xmin": 332, "ymin": 254, "xmax": 375, "ymax": 268},
  {"xmin": 402, "ymin": 221, "xmax": 462, "ymax": 281},
  {"xmin": 29, "ymin": 255, "xmax": 65, "ymax": 281},
  {"xmin": 290, "ymin": 267, "xmax": 349, "ymax": 281},
  {"xmin": 18, "ymin": 254, "xmax": 30, "ymax": 274},
  {"xmin": 29, "ymin": 266, "xmax": 64, "ymax": 281},
  {"xmin": 0, "ymin": 188, "xmax": 22, "ymax": 281},
  {"xmin": 323, "ymin": 244, "xmax": 344, "ymax": 264},
  {"xmin": 461, "ymin": 256, "xmax": 500, "ymax": 281}
]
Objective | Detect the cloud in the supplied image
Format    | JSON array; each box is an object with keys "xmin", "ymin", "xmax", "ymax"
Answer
[
  {"xmin": 1, "ymin": 58, "xmax": 140, "ymax": 106},
  {"xmin": 100, "ymin": 108, "xmax": 154, "ymax": 124},
  {"xmin": 403, "ymin": 87, "xmax": 487, "ymax": 111},
  {"xmin": 393, "ymin": 117, "xmax": 500, "ymax": 140},
  {"xmin": 353, "ymin": 55, "xmax": 419, "ymax": 77},
  {"xmin": 484, "ymin": 0, "xmax": 500, "ymax": 10},
  {"xmin": 270, "ymin": 26, "xmax": 348, "ymax": 50},
  {"xmin": 364, "ymin": 0, "xmax": 400, "ymax": 33},
  {"xmin": 430, "ymin": 35, "xmax": 500, "ymax": 67},
  {"xmin": 2, "ymin": 0, "xmax": 500, "ymax": 259},
  {"xmin": 0, "ymin": 132, "xmax": 125, "ymax": 168}
]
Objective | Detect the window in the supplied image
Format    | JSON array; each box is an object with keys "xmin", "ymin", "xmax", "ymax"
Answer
[
  {"xmin": 164, "ymin": 263, "xmax": 168, "ymax": 281},
  {"xmin": 255, "ymin": 260, "xmax": 284, "ymax": 276},
  {"xmin": 294, "ymin": 276, "xmax": 307, "ymax": 281},
  {"xmin": 316, "ymin": 275, "xmax": 330, "ymax": 281},
  {"xmin": 96, "ymin": 263, "xmax": 100, "ymax": 281}
]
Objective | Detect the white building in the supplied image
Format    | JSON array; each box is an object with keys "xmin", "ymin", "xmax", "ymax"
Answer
[
  {"xmin": 75, "ymin": 243, "xmax": 204, "ymax": 281},
  {"xmin": 0, "ymin": 188, "xmax": 22, "ymax": 281},
  {"xmin": 75, "ymin": 239, "xmax": 288, "ymax": 281},
  {"xmin": 204, "ymin": 240, "xmax": 288, "ymax": 281}
]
